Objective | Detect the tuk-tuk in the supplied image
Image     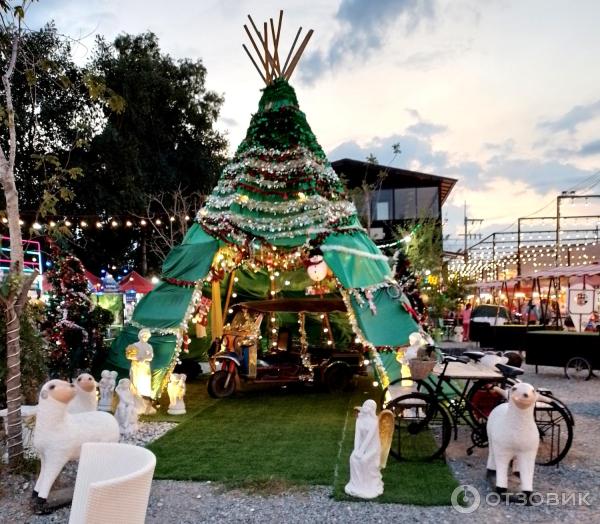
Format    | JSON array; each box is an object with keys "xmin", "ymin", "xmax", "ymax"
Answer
[{"xmin": 207, "ymin": 298, "xmax": 366, "ymax": 398}]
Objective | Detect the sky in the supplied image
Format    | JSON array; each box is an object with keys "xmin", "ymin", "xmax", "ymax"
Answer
[{"xmin": 27, "ymin": 0, "xmax": 600, "ymax": 251}]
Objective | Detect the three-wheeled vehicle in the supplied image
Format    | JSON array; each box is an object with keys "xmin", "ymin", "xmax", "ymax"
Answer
[{"xmin": 207, "ymin": 298, "xmax": 366, "ymax": 398}]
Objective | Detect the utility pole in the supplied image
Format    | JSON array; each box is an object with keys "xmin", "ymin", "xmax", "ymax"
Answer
[{"xmin": 461, "ymin": 201, "xmax": 484, "ymax": 262}]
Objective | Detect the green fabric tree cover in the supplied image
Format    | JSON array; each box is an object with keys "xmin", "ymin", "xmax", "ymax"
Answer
[{"xmin": 107, "ymin": 78, "xmax": 417, "ymax": 396}]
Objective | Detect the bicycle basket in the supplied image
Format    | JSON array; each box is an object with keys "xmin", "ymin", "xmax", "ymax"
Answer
[{"xmin": 408, "ymin": 359, "xmax": 436, "ymax": 381}]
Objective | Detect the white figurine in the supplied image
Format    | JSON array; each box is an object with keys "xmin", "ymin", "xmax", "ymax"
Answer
[
  {"xmin": 167, "ymin": 373, "xmax": 187, "ymax": 415},
  {"xmin": 115, "ymin": 378, "xmax": 139, "ymax": 437},
  {"xmin": 126, "ymin": 328, "xmax": 154, "ymax": 398},
  {"xmin": 126, "ymin": 328, "xmax": 156, "ymax": 414},
  {"xmin": 33, "ymin": 380, "xmax": 119, "ymax": 506},
  {"xmin": 67, "ymin": 373, "xmax": 98, "ymax": 414},
  {"xmin": 344, "ymin": 399, "xmax": 393, "ymax": 499},
  {"xmin": 98, "ymin": 370, "xmax": 118, "ymax": 412},
  {"xmin": 486, "ymin": 382, "xmax": 547, "ymax": 502},
  {"xmin": 403, "ymin": 331, "xmax": 429, "ymax": 363}
]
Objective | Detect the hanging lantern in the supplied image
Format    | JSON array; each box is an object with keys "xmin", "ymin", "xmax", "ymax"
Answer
[{"xmin": 307, "ymin": 250, "xmax": 328, "ymax": 282}]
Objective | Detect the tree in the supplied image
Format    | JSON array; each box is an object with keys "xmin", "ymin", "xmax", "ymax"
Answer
[
  {"xmin": 43, "ymin": 243, "xmax": 113, "ymax": 378},
  {"xmin": 0, "ymin": 1, "xmax": 38, "ymax": 464},
  {"xmin": 0, "ymin": 22, "xmax": 124, "ymax": 216},
  {"xmin": 65, "ymin": 32, "xmax": 228, "ymax": 273},
  {"xmin": 0, "ymin": 8, "xmax": 122, "ymax": 465},
  {"xmin": 344, "ymin": 144, "xmax": 401, "ymax": 235},
  {"xmin": 397, "ymin": 219, "xmax": 468, "ymax": 324},
  {"xmin": 137, "ymin": 187, "xmax": 205, "ymax": 262}
]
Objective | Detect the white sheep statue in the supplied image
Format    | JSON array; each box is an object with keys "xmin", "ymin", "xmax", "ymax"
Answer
[
  {"xmin": 67, "ymin": 373, "xmax": 98, "ymax": 414},
  {"xmin": 486, "ymin": 382, "xmax": 545, "ymax": 503},
  {"xmin": 33, "ymin": 379, "xmax": 120, "ymax": 506}
]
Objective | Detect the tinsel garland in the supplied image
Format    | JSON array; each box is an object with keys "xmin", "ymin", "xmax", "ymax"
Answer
[
  {"xmin": 43, "ymin": 244, "xmax": 109, "ymax": 378},
  {"xmin": 197, "ymin": 78, "xmax": 361, "ymax": 247},
  {"xmin": 320, "ymin": 244, "xmax": 390, "ymax": 262},
  {"xmin": 236, "ymin": 79, "xmax": 327, "ymax": 159},
  {"xmin": 339, "ymin": 287, "xmax": 390, "ymax": 389}
]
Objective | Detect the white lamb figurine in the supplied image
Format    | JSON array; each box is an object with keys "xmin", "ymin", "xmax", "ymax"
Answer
[
  {"xmin": 98, "ymin": 370, "xmax": 118, "ymax": 412},
  {"xmin": 115, "ymin": 378, "xmax": 139, "ymax": 437},
  {"xmin": 167, "ymin": 373, "xmax": 187, "ymax": 415},
  {"xmin": 67, "ymin": 373, "xmax": 98, "ymax": 413},
  {"xmin": 33, "ymin": 379, "xmax": 119, "ymax": 506},
  {"xmin": 486, "ymin": 382, "xmax": 544, "ymax": 503}
]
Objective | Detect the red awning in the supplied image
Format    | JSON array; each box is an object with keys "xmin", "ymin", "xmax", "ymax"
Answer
[
  {"xmin": 85, "ymin": 270, "xmax": 102, "ymax": 289},
  {"xmin": 119, "ymin": 271, "xmax": 154, "ymax": 294}
]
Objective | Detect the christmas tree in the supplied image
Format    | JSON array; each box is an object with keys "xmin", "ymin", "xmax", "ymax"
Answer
[
  {"xmin": 43, "ymin": 244, "xmax": 113, "ymax": 378},
  {"xmin": 200, "ymin": 78, "xmax": 359, "ymax": 246}
]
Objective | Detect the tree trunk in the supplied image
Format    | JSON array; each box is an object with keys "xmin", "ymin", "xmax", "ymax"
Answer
[
  {"xmin": 4, "ymin": 303, "xmax": 22, "ymax": 459},
  {"xmin": 0, "ymin": 19, "xmax": 27, "ymax": 466}
]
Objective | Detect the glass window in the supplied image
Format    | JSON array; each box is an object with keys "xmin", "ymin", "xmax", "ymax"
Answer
[
  {"xmin": 394, "ymin": 188, "xmax": 417, "ymax": 219},
  {"xmin": 372, "ymin": 189, "xmax": 393, "ymax": 220},
  {"xmin": 417, "ymin": 187, "xmax": 439, "ymax": 218}
]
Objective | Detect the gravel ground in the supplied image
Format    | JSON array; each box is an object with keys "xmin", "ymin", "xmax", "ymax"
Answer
[{"xmin": 2, "ymin": 366, "xmax": 598, "ymax": 524}]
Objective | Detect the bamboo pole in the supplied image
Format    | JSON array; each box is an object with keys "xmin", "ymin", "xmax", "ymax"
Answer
[
  {"xmin": 243, "ymin": 24, "xmax": 268, "ymax": 80},
  {"xmin": 247, "ymin": 15, "xmax": 278, "ymax": 79},
  {"xmin": 242, "ymin": 44, "xmax": 267, "ymax": 84},
  {"xmin": 282, "ymin": 26, "xmax": 302, "ymax": 76},
  {"xmin": 210, "ymin": 280, "xmax": 223, "ymax": 339},
  {"xmin": 283, "ymin": 29, "xmax": 313, "ymax": 81},
  {"xmin": 222, "ymin": 270, "xmax": 236, "ymax": 319}
]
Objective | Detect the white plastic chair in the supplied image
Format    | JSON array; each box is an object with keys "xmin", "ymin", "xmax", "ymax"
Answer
[{"xmin": 68, "ymin": 442, "xmax": 156, "ymax": 524}]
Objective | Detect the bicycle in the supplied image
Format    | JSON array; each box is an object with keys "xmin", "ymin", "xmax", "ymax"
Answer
[
  {"xmin": 384, "ymin": 355, "xmax": 487, "ymax": 462},
  {"xmin": 383, "ymin": 354, "xmax": 574, "ymax": 465},
  {"xmin": 463, "ymin": 350, "xmax": 574, "ymax": 466}
]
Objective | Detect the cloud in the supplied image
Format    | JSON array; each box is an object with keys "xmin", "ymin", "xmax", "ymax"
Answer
[
  {"xmin": 328, "ymin": 133, "xmax": 450, "ymax": 175},
  {"xmin": 220, "ymin": 116, "xmax": 238, "ymax": 127},
  {"xmin": 327, "ymin": 131, "xmax": 599, "ymax": 249},
  {"xmin": 301, "ymin": 0, "xmax": 436, "ymax": 82},
  {"xmin": 578, "ymin": 139, "xmax": 600, "ymax": 157},
  {"xmin": 538, "ymin": 99, "xmax": 600, "ymax": 134},
  {"xmin": 483, "ymin": 139, "xmax": 515, "ymax": 156},
  {"xmin": 406, "ymin": 121, "xmax": 447, "ymax": 137}
]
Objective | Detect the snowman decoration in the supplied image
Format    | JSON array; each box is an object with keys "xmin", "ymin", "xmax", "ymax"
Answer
[{"xmin": 306, "ymin": 249, "xmax": 329, "ymax": 294}]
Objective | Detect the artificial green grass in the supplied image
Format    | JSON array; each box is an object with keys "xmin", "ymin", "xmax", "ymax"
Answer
[
  {"xmin": 332, "ymin": 384, "xmax": 459, "ymax": 505},
  {"xmin": 146, "ymin": 379, "xmax": 459, "ymax": 504},
  {"xmin": 148, "ymin": 386, "xmax": 350, "ymax": 485},
  {"xmin": 141, "ymin": 380, "xmax": 213, "ymax": 423}
]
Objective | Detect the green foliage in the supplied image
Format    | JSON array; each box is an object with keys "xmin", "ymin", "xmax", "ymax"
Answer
[
  {"xmin": 400, "ymin": 219, "xmax": 443, "ymax": 275},
  {"xmin": 0, "ymin": 23, "xmax": 104, "ymax": 213},
  {"xmin": 63, "ymin": 32, "xmax": 228, "ymax": 273},
  {"xmin": 396, "ymin": 220, "xmax": 469, "ymax": 319},
  {"xmin": 0, "ymin": 304, "xmax": 48, "ymax": 407}
]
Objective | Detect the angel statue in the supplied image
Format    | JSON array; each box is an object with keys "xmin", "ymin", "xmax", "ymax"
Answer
[
  {"xmin": 125, "ymin": 328, "xmax": 156, "ymax": 414},
  {"xmin": 344, "ymin": 399, "xmax": 394, "ymax": 499}
]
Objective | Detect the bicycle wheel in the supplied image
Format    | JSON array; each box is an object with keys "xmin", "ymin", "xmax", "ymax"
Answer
[
  {"xmin": 535, "ymin": 401, "xmax": 573, "ymax": 466},
  {"xmin": 380, "ymin": 377, "xmax": 435, "ymax": 407},
  {"xmin": 538, "ymin": 390, "xmax": 575, "ymax": 427},
  {"xmin": 387, "ymin": 392, "xmax": 452, "ymax": 461}
]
